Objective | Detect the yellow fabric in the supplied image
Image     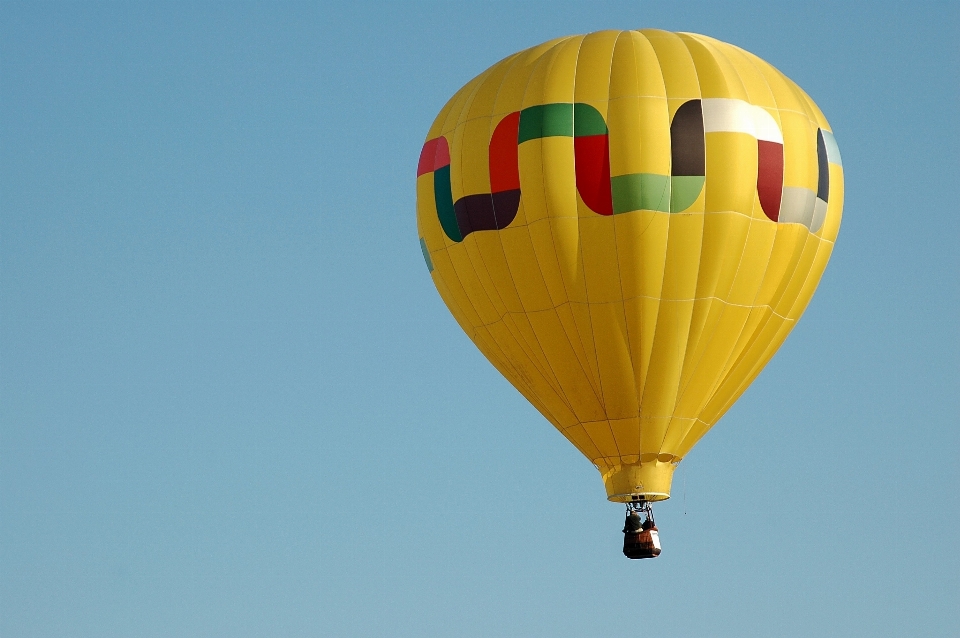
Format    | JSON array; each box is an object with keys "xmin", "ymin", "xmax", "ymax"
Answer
[{"xmin": 416, "ymin": 30, "xmax": 843, "ymax": 502}]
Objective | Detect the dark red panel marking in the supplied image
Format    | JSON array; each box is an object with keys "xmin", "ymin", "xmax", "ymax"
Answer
[
  {"xmin": 757, "ymin": 140, "xmax": 784, "ymax": 221},
  {"xmin": 487, "ymin": 112, "xmax": 522, "ymax": 229},
  {"xmin": 574, "ymin": 134, "xmax": 613, "ymax": 215},
  {"xmin": 417, "ymin": 136, "xmax": 451, "ymax": 177},
  {"xmin": 417, "ymin": 139, "xmax": 439, "ymax": 176},
  {"xmin": 490, "ymin": 112, "xmax": 521, "ymax": 193}
]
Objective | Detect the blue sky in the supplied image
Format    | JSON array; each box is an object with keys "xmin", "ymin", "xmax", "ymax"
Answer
[{"xmin": 1, "ymin": 2, "xmax": 957, "ymax": 636}]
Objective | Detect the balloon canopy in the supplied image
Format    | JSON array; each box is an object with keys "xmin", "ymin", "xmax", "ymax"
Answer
[{"xmin": 416, "ymin": 29, "xmax": 842, "ymax": 503}]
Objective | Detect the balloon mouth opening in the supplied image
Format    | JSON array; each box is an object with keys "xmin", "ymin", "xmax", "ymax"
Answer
[
  {"xmin": 607, "ymin": 491, "xmax": 670, "ymax": 503},
  {"xmin": 601, "ymin": 462, "xmax": 676, "ymax": 503}
]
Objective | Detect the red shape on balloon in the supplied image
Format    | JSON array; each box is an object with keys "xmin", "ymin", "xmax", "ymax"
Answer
[
  {"xmin": 417, "ymin": 137, "xmax": 450, "ymax": 177},
  {"xmin": 757, "ymin": 140, "xmax": 784, "ymax": 221},
  {"xmin": 575, "ymin": 134, "xmax": 613, "ymax": 215},
  {"xmin": 489, "ymin": 112, "xmax": 521, "ymax": 193}
]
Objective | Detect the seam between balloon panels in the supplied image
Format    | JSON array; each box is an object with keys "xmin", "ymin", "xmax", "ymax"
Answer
[
  {"xmin": 524, "ymin": 37, "xmax": 611, "ymax": 409},
  {"xmin": 636, "ymin": 30, "xmax": 694, "ymax": 459},
  {"xmin": 658, "ymin": 34, "xmax": 740, "ymax": 454},
  {"xmin": 443, "ymin": 73, "xmax": 503, "ymax": 323},
  {"xmin": 429, "ymin": 48, "xmax": 585, "ymax": 429},
  {"xmin": 448, "ymin": 61, "xmax": 542, "ymax": 384},
  {"xmin": 479, "ymin": 45, "xmax": 558, "ymax": 401},
  {"xmin": 672, "ymin": 50, "xmax": 827, "ymax": 455},
  {"xmin": 427, "ymin": 237, "xmax": 831, "ymax": 321},
  {"xmin": 581, "ymin": 416, "xmax": 714, "ymax": 465},
  {"xmin": 470, "ymin": 56, "xmax": 576, "ymax": 422},
  {"xmin": 449, "ymin": 93, "xmax": 815, "ymax": 123},
  {"xmin": 627, "ymin": 30, "xmax": 672, "ymax": 430},
  {"xmin": 540, "ymin": 33, "xmax": 619, "ymax": 457},
  {"xmin": 602, "ymin": 30, "xmax": 636, "ymax": 459},
  {"xmin": 432, "ymin": 66, "xmax": 562, "ymax": 417},
  {"xmin": 459, "ymin": 299, "xmax": 798, "ymax": 329},
  {"xmin": 664, "ymin": 36, "xmax": 768, "ymax": 453},
  {"xmin": 484, "ymin": 209, "xmax": 837, "ymax": 228},
  {"xmin": 522, "ymin": 37, "xmax": 608, "ymax": 420},
  {"xmin": 653, "ymin": 32, "xmax": 714, "ymax": 458},
  {"xmin": 487, "ymin": 48, "xmax": 594, "ymax": 430},
  {"xmin": 762, "ymin": 76, "xmax": 832, "ymax": 321},
  {"xmin": 428, "ymin": 81, "xmax": 490, "ymax": 330},
  {"xmin": 507, "ymin": 36, "xmax": 598, "ymax": 423},
  {"xmin": 457, "ymin": 41, "xmax": 603, "ymax": 420}
]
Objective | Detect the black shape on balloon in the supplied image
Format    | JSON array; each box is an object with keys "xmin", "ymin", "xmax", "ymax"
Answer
[
  {"xmin": 816, "ymin": 128, "xmax": 829, "ymax": 202},
  {"xmin": 492, "ymin": 189, "xmax": 521, "ymax": 227},
  {"xmin": 453, "ymin": 190, "xmax": 521, "ymax": 239},
  {"xmin": 671, "ymin": 100, "xmax": 706, "ymax": 177}
]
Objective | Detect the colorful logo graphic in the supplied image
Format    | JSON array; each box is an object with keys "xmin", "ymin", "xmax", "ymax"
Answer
[{"xmin": 418, "ymin": 98, "xmax": 841, "ymax": 243}]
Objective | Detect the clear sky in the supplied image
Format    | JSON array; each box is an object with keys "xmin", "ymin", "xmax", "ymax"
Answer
[{"xmin": 1, "ymin": 2, "xmax": 957, "ymax": 636}]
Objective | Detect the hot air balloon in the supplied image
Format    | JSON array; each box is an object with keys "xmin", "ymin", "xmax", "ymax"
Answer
[{"xmin": 415, "ymin": 29, "xmax": 842, "ymax": 558}]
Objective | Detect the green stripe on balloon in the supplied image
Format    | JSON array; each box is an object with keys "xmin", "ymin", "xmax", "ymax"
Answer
[
  {"xmin": 609, "ymin": 174, "xmax": 705, "ymax": 215},
  {"xmin": 432, "ymin": 165, "xmax": 460, "ymax": 242},
  {"xmin": 670, "ymin": 176, "xmax": 705, "ymax": 212},
  {"xmin": 518, "ymin": 103, "xmax": 574, "ymax": 142},
  {"xmin": 518, "ymin": 102, "xmax": 609, "ymax": 143},
  {"xmin": 423, "ymin": 99, "xmax": 708, "ymax": 242},
  {"xmin": 419, "ymin": 237, "xmax": 434, "ymax": 272},
  {"xmin": 611, "ymin": 173, "xmax": 671, "ymax": 214},
  {"xmin": 573, "ymin": 103, "xmax": 608, "ymax": 137}
]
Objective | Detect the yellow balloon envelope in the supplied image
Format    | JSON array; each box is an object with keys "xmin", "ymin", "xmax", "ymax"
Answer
[{"xmin": 416, "ymin": 30, "xmax": 842, "ymax": 503}]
